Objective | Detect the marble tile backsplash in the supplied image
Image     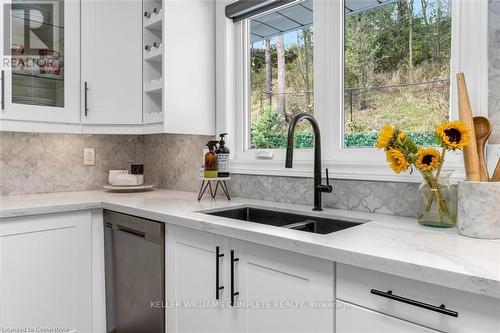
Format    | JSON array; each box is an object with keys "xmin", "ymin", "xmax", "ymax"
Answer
[
  {"xmin": 144, "ymin": 133, "xmax": 213, "ymax": 191},
  {"xmin": 0, "ymin": 131, "xmax": 420, "ymax": 217},
  {"xmin": 231, "ymin": 175, "xmax": 419, "ymax": 217},
  {"xmin": 0, "ymin": 132, "xmax": 144, "ymax": 195},
  {"xmin": 145, "ymin": 134, "xmax": 420, "ymax": 217}
]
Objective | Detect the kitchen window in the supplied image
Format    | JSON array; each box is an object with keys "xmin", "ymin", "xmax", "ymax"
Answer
[
  {"xmin": 248, "ymin": 0, "xmax": 314, "ymax": 150},
  {"xmin": 344, "ymin": 0, "xmax": 451, "ymax": 149},
  {"xmin": 221, "ymin": 0, "xmax": 488, "ymax": 180}
]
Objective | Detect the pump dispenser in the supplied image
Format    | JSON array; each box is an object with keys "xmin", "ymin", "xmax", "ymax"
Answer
[
  {"xmin": 216, "ymin": 133, "xmax": 230, "ymax": 177},
  {"xmin": 204, "ymin": 141, "xmax": 219, "ymax": 178}
]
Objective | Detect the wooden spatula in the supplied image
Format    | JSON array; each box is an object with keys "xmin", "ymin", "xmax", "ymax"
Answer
[{"xmin": 492, "ymin": 159, "xmax": 500, "ymax": 182}]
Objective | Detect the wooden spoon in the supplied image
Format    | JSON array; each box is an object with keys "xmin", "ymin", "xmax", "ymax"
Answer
[
  {"xmin": 492, "ymin": 159, "xmax": 500, "ymax": 182},
  {"xmin": 473, "ymin": 116, "xmax": 492, "ymax": 181}
]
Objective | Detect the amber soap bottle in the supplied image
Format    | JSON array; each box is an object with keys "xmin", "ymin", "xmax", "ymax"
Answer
[{"xmin": 204, "ymin": 141, "xmax": 219, "ymax": 178}]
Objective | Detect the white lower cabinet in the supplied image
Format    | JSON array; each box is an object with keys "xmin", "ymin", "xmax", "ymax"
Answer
[
  {"xmin": 336, "ymin": 301, "xmax": 438, "ymax": 333},
  {"xmin": 336, "ymin": 263, "xmax": 500, "ymax": 333},
  {"xmin": 230, "ymin": 238, "xmax": 334, "ymax": 333},
  {"xmin": 166, "ymin": 225, "xmax": 335, "ymax": 333},
  {"xmin": 166, "ymin": 225, "xmax": 231, "ymax": 333},
  {"xmin": 6, "ymin": 213, "xmax": 498, "ymax": 333},
  {"xmin": 0, "ymin": 211, "xmax": 93, "ymax": 332}
]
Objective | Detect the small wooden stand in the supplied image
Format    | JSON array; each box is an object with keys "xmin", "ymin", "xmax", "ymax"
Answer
[{"xmin": 197, "ymin": 177, "xmax": 231, "ymax": 201}]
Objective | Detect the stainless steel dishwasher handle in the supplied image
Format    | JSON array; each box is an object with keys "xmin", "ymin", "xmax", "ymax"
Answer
[{"xmin": 115, "ymin": 225, "xmax": 146, "ymax": 238}]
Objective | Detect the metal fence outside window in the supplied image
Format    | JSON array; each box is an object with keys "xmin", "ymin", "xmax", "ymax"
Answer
[{"xmin": 344, "ymin": 79, "xmax": 450, "ymax": 123}]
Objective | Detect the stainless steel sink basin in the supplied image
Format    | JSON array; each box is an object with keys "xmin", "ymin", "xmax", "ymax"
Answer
[{"xmin": 204, "ymin": 206, "xmax": 365, "ymax": 235}]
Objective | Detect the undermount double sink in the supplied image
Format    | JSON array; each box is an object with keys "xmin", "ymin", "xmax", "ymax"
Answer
[{"xmin": 204, "ymin": 206, "xmax": 366, "ymax": 235}]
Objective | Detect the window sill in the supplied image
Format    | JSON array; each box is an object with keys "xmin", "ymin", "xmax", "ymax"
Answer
[{"xmin": 230, "ymin": 159, "xmax": 466, "ymax": 183}]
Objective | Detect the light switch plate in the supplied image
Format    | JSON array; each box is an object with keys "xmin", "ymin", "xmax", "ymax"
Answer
[{"xmin": 84, "ymin": 148, "xmax": 96, "ymax": 166}]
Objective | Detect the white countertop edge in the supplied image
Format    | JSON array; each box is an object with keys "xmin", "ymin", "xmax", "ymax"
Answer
[
  {"xmin": 1, "ymin": 189, "xmax": 500, "ymax": 300},
  {"xmin": 0, "ymin": 202, "xmax": 102, "ymax": 218},
  {"xmin": 102, "ymin": 201, "xmax": 500, "ymax": 300}
]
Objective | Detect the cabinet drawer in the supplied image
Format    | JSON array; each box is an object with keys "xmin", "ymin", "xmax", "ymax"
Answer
[
  {"xmin": 337, "ymin": 264, "xmax": 500, "ymax": 333},
  {"xmin": 337, "ymin": 301, "xmax": 438, "ymax": 333}
]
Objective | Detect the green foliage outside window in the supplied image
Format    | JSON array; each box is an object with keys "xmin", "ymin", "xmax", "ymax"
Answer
[
  {"xmin": 250, "ymin": 106, "xmax": 439, "ymax": 149},
  {"xmin": 250, "ymin": 107, "xmax": 313, "ymax": 149},
  {"xmin": 249, "ymin": 0, "xmax": 452, "ymax": 150}
]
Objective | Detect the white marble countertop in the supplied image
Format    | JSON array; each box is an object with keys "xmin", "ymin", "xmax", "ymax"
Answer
[{"xmin": 1, "ymin": 189, "xmax": 500, "ymax": 300}]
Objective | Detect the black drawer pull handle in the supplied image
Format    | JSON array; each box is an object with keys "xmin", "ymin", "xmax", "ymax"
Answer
[
  {"xmin": 84, "ymin": 81, "xmax": 89, "ymax": 116},
  {"xmin": 1, "ymin": 70, "xmax": 4, "ymax": 110},
  {"xmin": 231, "ymin": 250, "xmax": 239, "ymax": 306},
  {"xmin": 215, "ymin": 246, "xmax": 224, "ymax": 300},
  {"xmin": 370, "ymin": 289, "xmax": 458, "ymax": 317}
]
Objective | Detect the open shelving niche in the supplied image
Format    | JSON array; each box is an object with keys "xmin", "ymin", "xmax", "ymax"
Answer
[{"xmin": 143, "ymin": 0, "xmax": 164, "ymax": 124}]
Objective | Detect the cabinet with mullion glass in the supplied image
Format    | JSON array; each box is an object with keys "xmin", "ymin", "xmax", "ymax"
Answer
[
  {"xmin": 1, "ymin": 0, "xmax": 80, "ymax": 124},
  {"xmin": 11, "ymin": 0, "xmax": 64, "ymax": 108}
]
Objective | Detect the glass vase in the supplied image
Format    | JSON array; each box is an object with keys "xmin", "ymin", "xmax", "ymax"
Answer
[{"xmin": 417, "ymin": 171, "xmax": 457, "ymax": 228}]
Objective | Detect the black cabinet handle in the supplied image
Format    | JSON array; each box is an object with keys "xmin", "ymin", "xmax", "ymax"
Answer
[
  {"xmin": 84, "ymin": 81, "xmax": 89, "ymax": 116},
  {"xmin": 1, "ymin": 70, "xmax": 5, "ymax": 110},
  {"xmin": 230, "ymin": 250, "xmax": 239, "ymax": 306},
  {"xmin": 370, "ymin": 289, "xmax": 458, "ymax": 317},
  {"xmin": 215, "ymin": 246, "xmax": 224, "ymax": 300}
]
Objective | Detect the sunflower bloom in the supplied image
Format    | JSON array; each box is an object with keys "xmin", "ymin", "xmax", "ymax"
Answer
[
  {"xmin": 415, "ymin": 148, "xmax": 441, "ymax": 172},
  {"xmin": 386, "ymin": 149, "xmax": 410, "ymax": 174},
  {"xmin": 436, "ymin": 121, "xmax": 470, "ymax": 150},
  {"xmin": 376, "ymin": 124, "xmax": 396, "ymax": 149},
  {"xmin": 398, "ymin": 131, "xmax": 406, "ymax": 141}
]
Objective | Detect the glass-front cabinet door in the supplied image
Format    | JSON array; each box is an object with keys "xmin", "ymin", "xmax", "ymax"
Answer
[{"xmin": 0, "ymin": 0, "xmax": 79, "ymax": 124}]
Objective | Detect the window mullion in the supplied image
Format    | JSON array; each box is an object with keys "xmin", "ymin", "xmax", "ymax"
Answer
[{"xmin": 313, "ymin": 0, "xmax": 342, "ymax": 162}]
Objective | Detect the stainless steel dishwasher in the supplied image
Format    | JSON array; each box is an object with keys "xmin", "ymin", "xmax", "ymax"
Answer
[{"xmin": 104, "ymin": 210, "xmax": 165, "ymax": 333}]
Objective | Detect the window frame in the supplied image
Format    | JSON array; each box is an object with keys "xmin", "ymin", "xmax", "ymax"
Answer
[{"xmin": 217, "ymin": 0, "xmax": 489, "ymax": 182}]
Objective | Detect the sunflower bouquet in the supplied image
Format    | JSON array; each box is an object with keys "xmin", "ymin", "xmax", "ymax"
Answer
[{"xmin": 377, "ymin": 121, "xmax": 470, "ymax": 227}]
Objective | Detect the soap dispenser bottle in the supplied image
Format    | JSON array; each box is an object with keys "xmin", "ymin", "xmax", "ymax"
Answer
[
  {"xmin": 216, "ymin": 133, "xmax": 230, "ymax": 177},
  {"xmin": 204, "ymin": 141, "xmax": 219, "ymax": 178}
]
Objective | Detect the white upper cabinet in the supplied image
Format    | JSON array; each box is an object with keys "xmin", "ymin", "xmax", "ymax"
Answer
[
  {"xmin": 0, "ymin": 0, "xmax": 215, "ymax": 133},
  {"xmin": 162, "ymin": 0, "xmax": 216, "ymax": 135},
  {"xmin": 81, "ymin": 0, "xmax": 143, "ymax": 125},
  {"xmin": 0, "ymin": 0, "xmax": 80, "ymax": 124}
]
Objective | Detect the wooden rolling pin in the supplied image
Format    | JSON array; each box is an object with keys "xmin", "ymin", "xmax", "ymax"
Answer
[{"xmin": 457, "ymin": 73, "xmax": 481, "ymax": 181}]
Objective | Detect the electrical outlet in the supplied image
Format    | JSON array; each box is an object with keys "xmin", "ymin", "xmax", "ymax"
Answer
[{"xmin": 84, "ymin": 148, "xmax": 95, "ymax": 166}]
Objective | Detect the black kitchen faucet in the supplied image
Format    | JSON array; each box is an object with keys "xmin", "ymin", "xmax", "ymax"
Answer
[{"xmin": 285, "ymin": 113, "xmax": 333, "ymax": 211}]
